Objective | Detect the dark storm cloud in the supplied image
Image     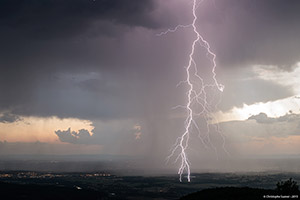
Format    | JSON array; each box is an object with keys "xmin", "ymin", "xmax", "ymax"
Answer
[
  {"xmin": 0, "ymin": 0, "xmax": 158, "ymax": 39},
  {"xmin": 1, "ymin": 0, "xmax": 300, "ymax": 121},
  {"xmin": 220, "ymin": 77, "xmax": 294, "ymax": 111},
  {"xmin": 0, "ymin": 0, "xmax": 174, "ymax": 120},
  {"xmin": 197, "ymin": 0, "xmax": 300, "ymax": 68}
]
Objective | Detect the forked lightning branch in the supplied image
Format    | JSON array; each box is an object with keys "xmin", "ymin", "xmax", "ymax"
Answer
[{"xmin": 158, "ymin": 0, "xmax": 226, "ymax": 182}]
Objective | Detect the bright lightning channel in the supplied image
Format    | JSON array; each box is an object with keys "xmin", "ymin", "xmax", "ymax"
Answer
[{"xmin": 158, "ymin": 0, "xmax": 226, "ymax": 182}]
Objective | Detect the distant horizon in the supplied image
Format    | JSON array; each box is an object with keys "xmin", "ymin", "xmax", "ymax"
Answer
[{"xmin": 1, "ymin": 155, "xmax": 300, "ymax": 175}]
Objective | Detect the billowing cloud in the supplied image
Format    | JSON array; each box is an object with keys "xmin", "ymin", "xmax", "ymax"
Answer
[
  {"xmin": 55, "ymin": 128, "xmax": 93, "ymax": 144},
  {"xmin": 248, "ymin": 113, "xmax": 276, "ymax": 124},
  {"xmin": 248, "ymin": 112, "xmax": 300, "ymax": 125},
  {"xmin": 220, "ymin": 112, "xmax": 300, "ymax": 141},
  {"xmin": 0, "ymin": 112, "xmax": 21, "ymax": 123},
  {"xmin": 55, "ymin": 119, "xmax": 137, "ymax": 145}
]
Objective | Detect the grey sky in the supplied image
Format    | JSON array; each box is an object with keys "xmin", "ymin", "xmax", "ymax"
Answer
[
  {"xmin": 1, "ymin": 0, "xmax": 299, "ymax": 118},
  {"xmin": 1, "ymin": 0, "xmax": 300, "ymax": 172}
]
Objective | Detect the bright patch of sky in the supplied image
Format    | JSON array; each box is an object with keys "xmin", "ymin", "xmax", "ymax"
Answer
[{"xmin": 216, "ymin": 63, "xmax": 300, "ymax": 122}]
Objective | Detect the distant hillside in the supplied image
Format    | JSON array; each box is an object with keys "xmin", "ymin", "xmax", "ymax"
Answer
[{"xmin": 180, "ymin": 187, "xmax": 300, "ymax": 200}]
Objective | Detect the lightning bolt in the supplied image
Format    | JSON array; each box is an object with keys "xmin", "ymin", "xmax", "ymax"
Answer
[{"xmin": 158, "ymin": 0, "xmax": 226, "ymax": 182}]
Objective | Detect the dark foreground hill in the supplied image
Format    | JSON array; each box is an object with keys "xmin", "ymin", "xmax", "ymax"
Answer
[
  {"xmin": 1, "ymin": 176, "xmax": 300, "ymax": 200},
  {"xmin": 180, "ymin": 187, "xmax": 300, "ymax": 200},
  {"xmin": 0, "ymin": 181, "xmax": 106, "ymax": 200}
]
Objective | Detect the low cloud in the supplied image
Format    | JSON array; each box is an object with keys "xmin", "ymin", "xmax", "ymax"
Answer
[
  {"xmin": 248, "ymin": 112, "xmax": 300, "ymax": 124},
  {"xmin": 220, "ymin": 112, "xmax": 300, "ymax": 141},
  {"xmin": 248, "ymin": 113, "xmax": 276, "ymax": 124},
  {"xmin": 0, "ymin": 112, "xmax": 21, "ymax": 123},
  {"xmin": 55, "ymin": 119, "xmax": 137, "ymax": 145},
  {"xmin": 55, "ymin": 128, "xmax": 92, "ymax": 144}
]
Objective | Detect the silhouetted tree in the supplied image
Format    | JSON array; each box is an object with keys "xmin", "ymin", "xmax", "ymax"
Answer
[{"xmin": 276, "ymin": 178, "xmax": 299, "ymax": 194}]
